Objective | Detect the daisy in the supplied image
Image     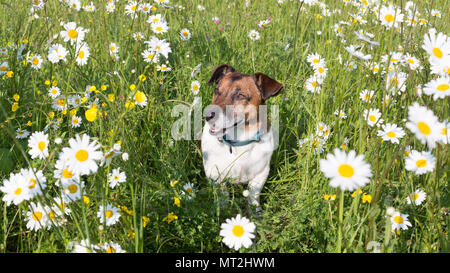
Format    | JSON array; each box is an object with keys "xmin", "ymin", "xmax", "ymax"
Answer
[
  {"xmin": 133, "ymin": 32, "xmax": 145, "ymax": 41},
  {"xmin": 97, "ymin": 241, "xmax": 126, "ymax": 253},
  {"xmin": 52, "ymin": 96, "xmax": 68, "ymax": 111},
  {"xmin": 405, "ymin": 102, "xmax": 441, "ymax": 149},
  {"xmin": 334, "ymin": 110, "xmax": 347, "ymax": 119},
  {"xmin": 48, "ymin": 43, "xmax": 68, "ymax": 64},
  {"xmin": 134, "ymin": 91, "xmax": 147, "ymax": 107},
  {"xmin": 406, "ymin": 189, "xmax": 426, "ymax": 205},
  {"xmin": 344, "ymin": 45, "xmax": 372, "ymax": 60},
  {"xmin": 75, "ymin": 42, "xmax": 90, "ymax": 66},
  {"xmin": 377, "ymin": 123, "xmax": 405, "ymax": 144},
  {"xmin": 28, "ymin": 54, "xmax": 43, "ymax": 69},
  {"xmin": 430, "ymin": 54, "xmax": 450, "ymax": 76},
  {"xmin": 363, "ymin": 108, "xmax": 383, "ymax": 127},
  {"xmin": 109, "ymin": 42, "xmax": 119, "ymax": 56},
  {"xmin": 390, "ymin": 212, "xmax": 412, "ymax": 231},
  {"xmin": 139, "ymin": 3, "xmax": 152, "ymax": 13},
  {"xmin": 16, "ymin": 128, "xmax": 30, "ymax": 139},
  {"xmin": 108, "ymin": 168, "xmax": 126, "ymax": 188},
  {"xmin": 0, "ymin": 62, "xmax": 9, "ymax": 75},
  {"xmin": 68, "ymin": 0, "xmax": 81, "ymax": 11},
  {"xmin": 83, "ymin": 2, "xmax": 96, "ymax": 12},
  {"xmin": 248, "ymin": 30, "xmax": 260, "ymax": 41},
  {"xmin": 97, "ymin": 204, "xmax": 121, "ymax": 226},
  {"xmin": 359, "ymin": 89, "xmax": 374, "ymax": 102},
  {"xmin": 68, "ymin": 94, "xmax": 82, "ymax": 107},
  {"xmin": 386, "ymin": 71, "xmax": 408, "ymax": 94},
  {"xmin": 0, "ymin": 172, "xmax": 31, "ymax": 206},
  {"xmin": 156, "ymin": 64, "xmax": 171, "ymax": 72},
  {"xmin": 147, "ymin": 14, "xmax": 162, "ymax": 24},
  {"xmin": 423, "ymin": 76, "xmax": 450, "ymax": 100},
  {"xmin": 52, "ymin": 197, "xmax": 72, "ymax": 216},
  {"xmin": 403, "ymin": 53, "xmax": 421, "ymax": 71},
  {"xmin": 141, "ymin": 49, "xmax": 159, "ymax": 63},
  {"xmin": 61, "ymin": 179, "xmax": 85, "ymax": 202},
  {"xmin": 422, "ymin": 30, "xmax": 450, "ymax": 62},
  {"xmin": 60, "ymin": 22, "xmax": 88, "ymax": 45},
  {"xmin": 20, "ymin": 168, "xmax": 47, "ymax": 197},
  {"xmin": 144, "ymin": 36, "xmax": 171, "ymax": 58},
  {"xmin": 28, "ymin": 131, "xmax": 49, "ymax": 160},
  {"xmin": 71, "ymin": 115, "xmax": 82, "ymax": 128},
  {"xmin": 100, "ymin": 148, "xmax": 122, "ymax": 167},
  {"xmin": 25, "ymin": 202, "xmax": 48, "ymax": 231},
  {"xmin": 304, "ymin": 75, "xmax": 322, "ymax": 93},
  {"xmin": 182, "ymin": 182, "xmax": 195, "ymax": 199},
  {"xmin": 405, "ymin": 150, "xmax": 436, "ymax": 175},
  {"xmin": 438, "ymin": 120, "xmax": 449, "ymax": 144},
  {"xmin": 106, "ymin": 2, "xmax": 115, "ymax": 13},
  {"xmin": 151, "ymin": 20, "xmax": 169, "ymax": 35},
  {"xmin": 319, "ymin": 148, "xmax": 373, "ymax": 191},
  {"xmin": 379, "ymin": 4, "xmax": 404, "ymax": 29},
  {"xmin": 220, "ymin": 214, "xmax": 256, "ymax": 251},
  {"xmin": 61, "ymin": 134, "xmax": 103, "ymax": 176},
  {"xmin": 313, "ymin": 63, "xmax": 328, "ymax": 80},
  {"xmin": 72, "ymin": 239, "xmax": 95, "ymax": 253},
  {"xmin": 124, "ymin": 1, "xmax": 139, "ymax": 17},
  {"xmin": 307, "ymin": 53, "xmax": 324, "ymax": 67},
  {"xmin": 190, "ymin": 63, "xmax": 201, "ymax": 78},
  {"xmin": 179, "ymin": 28, "xmax": 191, "ymax": 40},
  {"xmin": 48, "ymin": 86, "xmax": 61, "ymax": 99},
  {"xmin": 191, "ymin": 80, "xmax": 200, "ymax": 95}
]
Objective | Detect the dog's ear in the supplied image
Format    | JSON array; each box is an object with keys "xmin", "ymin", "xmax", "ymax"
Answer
[
  {"xmin": 254, "ymin": 72, "xmax": 283, "ymax": 100},
  {"xmin": 208, "ymin": 64, "xmax": 236, "ymax": 85}
]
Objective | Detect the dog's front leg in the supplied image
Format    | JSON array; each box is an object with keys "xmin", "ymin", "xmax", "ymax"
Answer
[{"xmin": 247, "ymin": 167, "xmax": 270, "ymax": 211}]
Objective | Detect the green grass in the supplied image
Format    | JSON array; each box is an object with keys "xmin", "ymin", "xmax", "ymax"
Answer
[{"xmin": 0, "ymin": 0, "xmax": 448, "ymax": 253}]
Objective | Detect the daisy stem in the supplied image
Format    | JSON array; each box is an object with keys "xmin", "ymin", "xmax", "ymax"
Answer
[{"xmin": 337, "ymin": 189, "xmax": 344, "ymax": 253}]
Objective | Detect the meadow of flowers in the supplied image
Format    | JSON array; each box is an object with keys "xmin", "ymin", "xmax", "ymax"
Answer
[{"xmin": 0, "ymin": 0, "xmax": 448, "ymax": 253}]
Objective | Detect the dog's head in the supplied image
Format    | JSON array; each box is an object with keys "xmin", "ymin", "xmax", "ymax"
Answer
[{"xmin": 204, "ymin": 64, "xmax": 283, "ymax": 136}]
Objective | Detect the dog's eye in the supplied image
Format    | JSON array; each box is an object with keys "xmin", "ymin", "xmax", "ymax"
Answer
[{"xmin": 237, "ymin": 93, "xmax": 248, "ymax": 100}]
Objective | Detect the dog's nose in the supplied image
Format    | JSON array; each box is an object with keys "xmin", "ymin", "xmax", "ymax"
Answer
[{"xmin": 205, "ymin": 111, "xmax": 215, "ymax": 122}]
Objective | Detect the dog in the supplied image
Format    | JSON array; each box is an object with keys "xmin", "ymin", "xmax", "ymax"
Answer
[{"xmin": 201, "ymin": 64, "xmax": 283, "ymax": 210}]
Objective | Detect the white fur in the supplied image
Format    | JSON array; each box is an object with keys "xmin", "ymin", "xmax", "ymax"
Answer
[{"xmin": 201, "ymin": 122, "xmax": 274, "ymax": 208}]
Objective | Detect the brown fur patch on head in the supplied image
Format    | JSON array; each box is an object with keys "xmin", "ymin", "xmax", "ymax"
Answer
[{"xmin": 208, "ymin": 65, "xmax": 283, "ymax": 132}]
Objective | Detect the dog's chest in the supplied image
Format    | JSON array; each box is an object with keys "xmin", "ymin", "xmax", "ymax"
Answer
[{"xmin": 201, "ymin": 125, "xmax": 274, "ymax": 183}]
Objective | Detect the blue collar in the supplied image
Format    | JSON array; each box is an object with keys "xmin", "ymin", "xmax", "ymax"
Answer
[{"xmin": 220, "ymin": 130, "xmax": 261, "ymax": 147}]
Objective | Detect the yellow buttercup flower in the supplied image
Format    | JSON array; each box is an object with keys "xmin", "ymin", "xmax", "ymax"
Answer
[
  {"xmin": 6, "ymin": 71, "xmax": 13, "ymax": 78},
  {"xmin": 362, "ymin": 193, "xmax": 372, "ymax": 203},
  {"xmin": 174, "ymin": 197, "xmax": 180, "ymax": 207},
  {"xmin": 13, "ymin": 94, "xmax": 20, "ymax": 101},
  {"xmin": 85, "ymin": 106, "xmax": 98, "ymax": 122},
  {"xmin": 163, "ymin": 212, "xmax": 178, "ymax": 224},
  {"xmin": 12, "ymin": 102, "xmax": 19, "ymax": 112}
]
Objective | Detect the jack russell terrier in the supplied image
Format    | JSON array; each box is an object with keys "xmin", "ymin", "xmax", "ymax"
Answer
[{"xmin": 201, "ymin": 64, "xmax": 283, "ymax": 210}]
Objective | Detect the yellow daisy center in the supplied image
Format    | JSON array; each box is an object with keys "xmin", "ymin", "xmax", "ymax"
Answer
[
  {"xmin": 338, "ymin": 164, "xmax": 354, "ymax": 178},
  {"xmin": 433, "ymin": 48, "xmax": 443, "ymax": 59},
  {"xmin": 78, "ymin": 50, "xmax": 85, "ymax": 59},
  {"xmin": 68, "ymin": 184, "xmax": 78, "ymax": 194},
  {"xmin": 232, "ymin": 225, "xmax": 245, "ymax": 237},
  {"xmin": 415, "ymin": 159, "xmax": 427, "ymax": 168},
  {"xmin": 0, "ymin": 66, "xmax": 7, "ymax": 71},
  {"xmin": 62, "ymin": 168, "xmax": 73, "ymax": 179},
  {"xmin": 156, "ymin": 26, "xmax": 163, "ymax": 32},
  {"xmin": 32, "ymin": 58, "xmax": 39, "ymax": 65},
  {"xmin": 369, "ymin": 115, "xmax": 376, "ymax": 122},
  {"xmin": 105, "ymin": 210, "xmax": 113, "ymax": 218},
  {"xmin": 14, "ymin": 188, "xmax": 22, "ymax": 195},
  {"xmin": 394, "ymin": 216, "xmax": 403, "ymax": 224},
  {"xmin": 417, "ymin": 122, "xmax": 431, "ymax": 135},
  {"xmin": 387, "ymin": 131, "xmax": 396, "ymax": 138},
  {"xmin": 411, "ymin": 193, "xmax": 419, "ymax": 200},
  {"xmin": 38, "ymin": 141, "xmax": 46, "ymax": 151},
  {"xmin": 384, "ymin": 14, "xmax": 394, "ymax": 22},
  {"xmin": 68, "ymin": 29, "xmax": 78, "ymax": 39},
  {"xmin": 407, "ymin": 59, "xmax": 414, "ymax": 64},
  {"xmin": 437, "ymin": 84, "xmax": 449, "ymax": 92},
  {"xmin": 106, "ymin": 247, "xmax": 116, "ymax": 253},
  {"xmin": 32, "ymin": 212, "xmax": 43, "ymax": 221},
  {"xmin": 29, "ymin": 178, "xmax": 36, "ymax": 189},
  {"xmin": 75, "ymin": 149, "xmax": 89, "ymax": 162}
]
